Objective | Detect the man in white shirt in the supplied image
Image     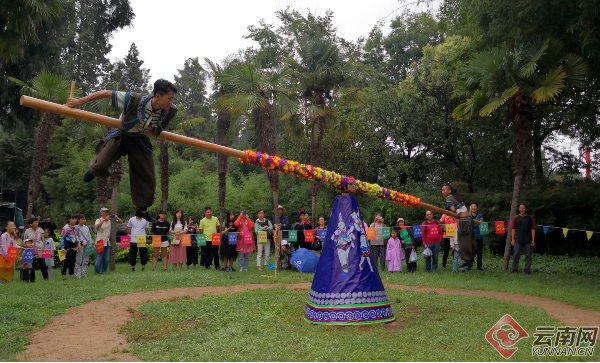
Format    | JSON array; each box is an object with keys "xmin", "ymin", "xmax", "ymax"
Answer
[
  {"xmin": 94, "ymin": 207, "xmax": 123, "ymax": 274},
  {"xmin": 127, "ymin": 211, "xmax": 149, "ymax": 271}
]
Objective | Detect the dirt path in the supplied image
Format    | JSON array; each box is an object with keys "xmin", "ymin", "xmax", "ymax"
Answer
[{"xmin": 17, "ymin": 283, "xmax": 600, "ymax": 362}]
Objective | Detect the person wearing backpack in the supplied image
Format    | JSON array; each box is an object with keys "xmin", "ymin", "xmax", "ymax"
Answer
[{"xmin": 422, "ymin": 210, "xmax": 442, "ymax": 272}]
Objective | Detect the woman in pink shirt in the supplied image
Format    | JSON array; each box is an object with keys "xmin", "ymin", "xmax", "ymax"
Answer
[{"xmin": 234, "ymin": 211, "xmax": 255, "ymax": 271}]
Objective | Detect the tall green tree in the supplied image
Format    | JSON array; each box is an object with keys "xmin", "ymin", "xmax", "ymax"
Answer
[
  {"xmin": 217, "ymin": 61, "xmax": 296, "ymax": 224},
  {"xmin": 9, "ymin": 72, "xmax": 71, "ymax": 217},
  {"xmin": 174, "ymin": 57, "xmax": 207, "ymax": 117},
  {"xmin": 453, "ymin": 38, "xmax": 587, "ymax": 270},
  {"xmin": 0, "ymin": 0, "xmax": 65, "ymax": 64},
  {"xmin": 285, "ymin": 38, "xmax": 357, "ymax": 224},
  {"xmin": 107, "ymin": 42, "xmax": 151, "ymax": 93}
]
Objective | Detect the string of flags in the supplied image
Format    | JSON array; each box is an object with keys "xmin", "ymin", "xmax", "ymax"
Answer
[{"xmin": 8, "ymin": 222, "xmax": 596, "ymax": 264}]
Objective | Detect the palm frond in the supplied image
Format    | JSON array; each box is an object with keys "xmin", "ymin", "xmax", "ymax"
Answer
[
  {"xmin": 273, "ymin": 93, "xmax": 299, "ymax": 119},
  {"xmin": 176, "ymin": 117, "xmax": 206, "ymax": 132},
  {"xmin": 561, "ymin": 53, "xmax": 588, "ymax": 88},
  {"xmin": 479, "ymin": 85, "xmax": 519, "ymax": 116},
  {"xmin": 306, "ymin": 104, "xmax": 328, "ymax": 119},
  {"xmin": 287, "ymin": 114, "xmax": 305, "ymax": 139},
  {"xmin": 220, "ymin": 93, "xmax": 268, "ymax": 115},
  {"xmin": 531, "ymin": 65, "xmax": 567, "ymax": 103}
]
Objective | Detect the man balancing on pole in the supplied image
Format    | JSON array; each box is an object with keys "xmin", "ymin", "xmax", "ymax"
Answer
[
  {"xmin": 66, "ymin": 79, "xmax": 178, "ymax": 223},
  {"xmin": 441, "ymin": 184, "xmax": 476, "ymax": 270}
]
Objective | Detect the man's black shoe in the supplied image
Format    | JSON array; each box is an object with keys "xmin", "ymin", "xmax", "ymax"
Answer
[
  {"xmin": 136, "ymin": 208, "xmax": 157, "ymax": 223},
  {"xmin": 83, "ymin": 171, "xmax": 95, "ymax": 183},
  {"xmin": 477, "ymin": 267, "xmax": 483, "ymax": 271},
  {"xmin": 459, "ymin": 262, "xmax": 468, "ymax": 269}
]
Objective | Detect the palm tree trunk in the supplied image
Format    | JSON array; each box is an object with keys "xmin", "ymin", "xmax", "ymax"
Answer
[
  {"xmin": 309, "ymin": 117, "xmax": 325, "ymax": 226},
  {"xmin": 502, "ymin": 96, "xmax": 533, "ymax": 270},
  {"xmin": 159, "ymin": 139, "xmax": 169, "ymax": 211},
  {"xmin": 95, "ymin": 141, "xmax": 108, "ymax": 209},
  {"xmin": 216, "ymin": 108, "xmax": 232, "ymax": 222},
  {"xmin": 27, "ymin": 112, "xmax": 57, "ymax": 217},
  {"xmin": 502, "ymin": 172, "xmax": 522, "ymax": 271},
  {"xmin": 108, "ymin": 156, "xmax": 123, "ymax": 272},
  {"xmin": 253, "ymin": 93, "xmax": 280, "ymax": 224}
]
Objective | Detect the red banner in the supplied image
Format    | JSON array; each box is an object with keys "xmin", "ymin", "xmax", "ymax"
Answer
[
  {"xmin": 495, "ymin": 221, "xmax": 506, "ymax": 234},
  {"xmin": 5, "ymin": 246, "xmax": 18, "ymax": 262},
  {"xmin": 96, "ymin": 241, "xmax": 104, "ymax": 253},
  {"xmin": 181, "ymin": 234, "xmax": 191, "ymax": 247},
  {"xmin": 211, "ymin": 233, "xmax": 221, "ymax": 245},
  {"xmin": 304, "ymin": 230, "xmax": 314, "ymax": 242}
]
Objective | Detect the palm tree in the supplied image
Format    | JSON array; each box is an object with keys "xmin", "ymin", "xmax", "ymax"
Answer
[
  {"xmin": 9, "ymin": 72, "xmax": 70, "ymax": 217},
  {"xmin": 217, "ymin": 61, "xmax": 296, "ymax": 224},
  {"xmin": 204, "ymin": 56, "xmax": 240, "ymax": 222},
  {"xmin": 285, "ymin": 39, "xmax": 357, "ymax": 224},
  {"xmin": 452, "ymin": 38, "xmax": 587, "ymax": 271},
  {"xmin": 0, "ymin": 0, "xmax": 64, "ymax": 64}
]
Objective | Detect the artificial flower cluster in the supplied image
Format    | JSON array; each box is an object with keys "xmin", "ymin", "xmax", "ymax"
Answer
[{"xmin": 240, "ymin": 149, "xmax": 421, "ymax": 208}]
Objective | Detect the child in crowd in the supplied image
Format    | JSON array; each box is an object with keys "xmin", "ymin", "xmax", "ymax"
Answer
[
  {"xmin": 185, "ymin": 216, "xmax": 199, "ymax": 269},
  {"xmin": 220, "ymin": 211, "xmax": 237, "ymax": 272},
  {"xmin": 60, "ymin": 214, "xmax": 79, "ymax": 280},
  {"xmin": 75, "ymin": 214, "xmax": 92, "ymax": 278},
  {"xmin": 386, "ymin": 228, "xmax": 403, "ymax": 272},
  {"xmin": 450, "ymin": 232, "xmax": 465, "ymax": 272},
  {"xmin": 20, "ymin": 239, "xmax": 36, "ymax": 282},
  {"xmin": 254, "ymin": 209, "xmax": 273, "ymax": 271},
  {"xmin": 43, "ymin": 229, "xmax": 55, "ymax": 280},
  {"xmin": 398, "ymin": 218, "xmax": 416, "ymax": 272},
  {"xmin": 234, "ymin": 211, "xmax": 255, "ymax": 271}
]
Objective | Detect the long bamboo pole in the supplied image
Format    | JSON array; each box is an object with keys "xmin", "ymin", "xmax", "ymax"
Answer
[
  {"xmin": 20, "ymin": 95, "xmax": 247, "ymax": 159},
  {"xmin": 20, "ymin": 95, "xmax": 477, "ymax": 223}
]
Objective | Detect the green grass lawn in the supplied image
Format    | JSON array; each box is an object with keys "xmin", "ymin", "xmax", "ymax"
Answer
[
  {"xmin": 0, "ymin": 252, "xmax": 599, "ymax": 361},
  {"xmin": 121, "ymin": 287, "xmax": 598, "ymax": 361}
]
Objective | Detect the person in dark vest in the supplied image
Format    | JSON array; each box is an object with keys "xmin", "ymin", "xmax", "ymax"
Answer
[{"xmin": 65, "ymin": 79, "xmax": 178, "ymax": 223}]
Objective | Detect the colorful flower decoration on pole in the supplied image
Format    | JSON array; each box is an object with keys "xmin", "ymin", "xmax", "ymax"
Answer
[{"xmin": 239, "ymin": 149, "xmax": 421, "ymax": 208}]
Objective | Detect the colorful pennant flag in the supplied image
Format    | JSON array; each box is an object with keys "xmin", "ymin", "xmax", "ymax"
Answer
[
  {"xmin": 152, "ymin": 235, "xmax": 162, "ymax": 248},
  {"xmin": 479, "ymin": 222, "xmax": 489, "ymax": 235},
  {"xmin": 375, "ymin": 227, "xmax": 383, "ymax": 240},
  {"xmin": 136, "ymin": 235, "xmax": 146, "ymax": 247},
  {"xmin": 181, "ymin": 234, "xmax": 191, "ymax": 247},
  {"xmin": 495, "ymin": 221, "xmax": 506, "ymax": 234},
  {"xmin": 318, "ymin": 229, "xmax": 327, "ymax": 240},
  {"xmin": 288, "ymin": 230, "xmax": 297, "ymax": 242},
  {"xmin": 22, "ymin": 248, "xmax": 35, "ymax": 263},
  {"xmin": 587, "ymin": 231, "xmax": 594, "ymax": 241},
  {"xmin": 58, "ymin": 249, "xmax": 66, "ymax": 261},
  {"xmin": 96, "ymin": 241, "xmax": 104, "ymax": 253},
  {"xmin": 168, "ymin": 234, "xmax": 174, "ymax": 243},
  {"xmin": 212, "ymin": 233, "xmax": 221, "ymax": 245},
  {"xmin": 366, "ymin": 228, "xmax": 376, "ymax": 240},
  {"xmin": 257, "ymin": 231, "xmax": 267, "ymax": 243},
  {"xmin": 305, "ymin": 230, "xmax": 314, "ymax": 242},
  {"xmin": 243, "ymin": 232, "xmax": 253, "ymax": 245},
  {"xmin": 543, "ymin": 226, "xmax": 549, "ymax": 234},
  {"xmin": 382, "ymin": 227, "xmax": 391, "ymax": 239},
  {"xmin": 445, "ymin": 224, "xmax": 456, "ymax": 237},
  {"xmin": 41, "ymin": 249, "xmax": 52, "ymax": 259},
  {"xmin": 228, "ymin": 232, "xmax": 237, "ymax": 245},
  {"xmin": 413, "ymin": 226, "xmax": 422, "ymax": 238},
  {"xmin": 120, "ymin": 236, "xmax": 130, "ymax": 248},
  {"xmin": 84, "ymin": 243, "xmax": 96, "ymax": 256},
  {"xmin": 196, "ymin": 234, "xmax": 206, "ymax": 246},
  {"xmin": 428, "ymin": 225, "xmax": 440, "ymax": 238},
  {"xmin": 563, "ymin": 228, "xmax": 568, "ymax": 238}
]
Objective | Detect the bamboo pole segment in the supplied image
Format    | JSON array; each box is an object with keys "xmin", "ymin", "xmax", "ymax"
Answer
[
  {"xmin": 20, "ymin": 95, "xmax": 247, "ymax": 159},
  {"xmin": 69, "ymin": 81, "xmax": 75, "ymax": 99}
]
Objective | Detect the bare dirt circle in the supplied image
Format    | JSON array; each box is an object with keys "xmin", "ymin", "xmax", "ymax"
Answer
[{"xmin": 16, "ymin": 283, "xmax": 600, "ymax": 362}]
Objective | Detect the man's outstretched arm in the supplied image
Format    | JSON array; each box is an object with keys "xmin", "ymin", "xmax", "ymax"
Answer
[{"xmin": 65, "ymin": 90, "xmax": 112, "ymax": 108}]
